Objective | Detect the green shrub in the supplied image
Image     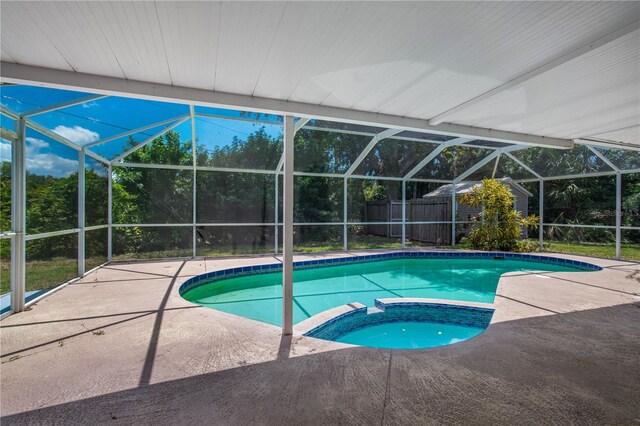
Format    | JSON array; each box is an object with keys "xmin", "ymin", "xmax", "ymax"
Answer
[{"xmin": 459, "ymin": 179, "xmax": 539, "ymax": 252}]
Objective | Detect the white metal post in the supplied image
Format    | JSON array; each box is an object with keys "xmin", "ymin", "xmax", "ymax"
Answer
[
  {"xmin": 615, "ymin": 173, "xmax": 621, "ymax": 260},
  {"xmin": 343, "ymin": 178, "xmax": 348, "ymax": 251},
  {"xmin": 401, "ymin": 180, "xmax": 406, "ymax": 248},
  {"xmin": 274, "ymin": 174, "xmax": 279, "ymax": 255},
  {"xmin": 451, "ymin": 185, "xmax": 456, "ymax": 247},
  {"xmin": 539, "ymin": 180, "xmax": 544, "ymax": 250},
  {"xmin": 107, "ymin": 163, "xmax": 113, "ymax": 261},
  {"xmin": 78, "ymin": 151, "xmax": 85, "ymax": 276},
  {"xmin": 282, "ymin": 115, "xmax": 295, "ymax": 335},
  {"xmin": 10, "ymin": 117, "xmax": 26, "ymax": 312},
  {"xmin": 191, "ymin": 105, "xmax": 197, "ymax": 258}
]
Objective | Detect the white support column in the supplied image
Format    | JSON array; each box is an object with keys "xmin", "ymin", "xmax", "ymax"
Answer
[
  {"xmin": 274, "ymin": 173, "xmax": 279, "ymax": 255},
  {"xmin": 78, "ymin": 151, "xmax": 85, "ymax": 277},
  {"xmin": 539, "ymin": 180, "xmax": 544, "ymax": 251},
  {"xmin": 107, "ymin": 164, "xmax": 112, "ymax": 261},
  {"xmin": 615, "ymin": 173, "xmax": 622, "ymax": 260},
  {"xmin": 11, "ymin": 117, "xmax": 26, "ymax": 312},
  {"xmin": 401, "ymin": 180, "xmax": 406, "ymax": 248},
  {"xmin": 191, "ymin": 105, "xmax": 197, "ymax": 258},
  {"xmin": 275, "ymin": 117, "xmax": 309, "ymax": 255},
  {"xmin": 282, "ymin": 115, "xmax": 295, "ymax": 336},
  {"xmin": 451, "ymin": 185, "xmax": 456, "ymax": 247},
  {"xmin": 343, "ymin": 178, "xmax": 348, "ymax": 252}
]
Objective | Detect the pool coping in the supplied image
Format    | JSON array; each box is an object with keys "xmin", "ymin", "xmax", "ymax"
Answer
[{"xmin": 178, "ymin": 250, "xmax": 602, "ymax": 297}]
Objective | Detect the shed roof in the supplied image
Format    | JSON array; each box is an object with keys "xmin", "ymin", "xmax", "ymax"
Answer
[{"xmin": 423, "ymin": 178, "xmax": 533, "ymax": 198}]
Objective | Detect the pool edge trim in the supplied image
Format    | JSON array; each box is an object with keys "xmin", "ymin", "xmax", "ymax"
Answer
[{"xmin": 178, "ymin": 250, "xmax": 602, "ymax": 296}]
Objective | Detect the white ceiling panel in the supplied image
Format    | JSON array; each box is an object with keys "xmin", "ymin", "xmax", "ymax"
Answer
[
  {"xmin": 1, "ymin": 1, "xmax": 639, "ymax": 148},
  {"xmin": 591, "ymin": 125, "xmax": 640, "ymax": 147},
  {"xmin": 87, "ymin": 1, "xmax": 172, "ymax": 84},
  {"xmin": 213, "ymin": 1, "xmax": 287, "ymax": 95},
  {"xmin": 444, "ymin": 29, "xmax": 640, "ymax": 143},
  {"xmin": 155, "ymin": 1, "xmax": 220, "ymax": 90},
  {"xmin": 0, "ymin": 1, "xmax": 75, "ymax": 72}
]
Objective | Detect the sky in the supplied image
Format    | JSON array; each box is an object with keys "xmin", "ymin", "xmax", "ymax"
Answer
[{"xmin": 0, "ymin": 85, "xmax": 283, "ymax": 177}]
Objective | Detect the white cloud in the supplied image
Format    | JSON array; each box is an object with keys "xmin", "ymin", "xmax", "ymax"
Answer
[
  {"xmin": 26, "ymin": 153, "xmax": 78, "ymax": 177},
  {"xmin": 25, "ymin": 137, "xmax": 50, "ymax": 151},
  {"xmin": 1, "ymin": 138, "xmax": 78, "ymax": 178},
  {"xmin": 81, "ymin": 102, "xmax": 99, "ymax": 109},
  {"xmin": 0, "ymin": 140, "xmax": 11, "ymax": 162},
  {"xmin": 52, "ymin": 125, "xmax": 100, "ymax": 145}
]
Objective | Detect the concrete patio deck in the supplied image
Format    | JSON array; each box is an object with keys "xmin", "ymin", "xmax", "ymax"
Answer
[{"xmin": 1, "ymin": 250, "xmax": 639, "ymax": 425}]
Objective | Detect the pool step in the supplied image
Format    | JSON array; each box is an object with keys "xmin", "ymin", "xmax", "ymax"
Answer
[{"xmin": 367, "ymin": 306, "xmax": 385, "ymax": 315}]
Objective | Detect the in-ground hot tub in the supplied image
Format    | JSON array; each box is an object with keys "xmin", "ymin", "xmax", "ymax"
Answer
[{"xmin": 303, "ymin": 300, "xmax": 494, "ymax": 350}]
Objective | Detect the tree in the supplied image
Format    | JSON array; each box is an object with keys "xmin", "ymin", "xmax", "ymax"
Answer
[{"xmin": 460, "ymin": 178, "xmax": 539, "ymax": 252}]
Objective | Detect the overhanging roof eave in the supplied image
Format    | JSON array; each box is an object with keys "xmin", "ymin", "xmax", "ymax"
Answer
[{"xmin": 0, "ymin": 62, "xmax": 574, "ymax": 150}]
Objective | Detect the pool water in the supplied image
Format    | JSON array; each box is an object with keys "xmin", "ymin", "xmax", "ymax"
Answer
[
  {"xmin": 334, "ymin": 321, "xmax": 485, "ymax": 349},
  {"xmin": 182, "ymin": 258, "xmax": 585, "ymax": 326}
]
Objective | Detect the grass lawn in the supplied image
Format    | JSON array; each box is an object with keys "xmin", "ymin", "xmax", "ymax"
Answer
[
  {"xmin": 542, "ymin": 241, "xmax": 640, "ymax": 262},
  {"xmin": 3, "ymin": 237, "xmax": 637, "ymax": 296},
  {"xmin": 1, "ymin": 256, "xmax": 107, "ymax": 295}
]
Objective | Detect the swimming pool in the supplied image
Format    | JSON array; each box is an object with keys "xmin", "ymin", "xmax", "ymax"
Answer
[{"xmin": 180, "ymin": 252, "xmax": 599, "ymax": 327}]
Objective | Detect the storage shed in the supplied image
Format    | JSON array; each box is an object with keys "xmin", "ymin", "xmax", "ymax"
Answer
[{"xmin": 423, "ymin": 178, "xmax": 532, "ymax": 229}]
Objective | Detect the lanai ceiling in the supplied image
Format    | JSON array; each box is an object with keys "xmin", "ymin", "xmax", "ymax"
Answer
[{"xmin": 1, "ymin": 1, "xmax": 639, "ymax": 148}]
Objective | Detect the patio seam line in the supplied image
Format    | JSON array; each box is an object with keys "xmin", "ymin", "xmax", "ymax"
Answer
[
  {"xmin": 494, "ymin": 294, "xmax": 560, "ymax": 314},
  {"xmin": 380, "ymin": 349, "xmax": 393, "ymax": 426}
]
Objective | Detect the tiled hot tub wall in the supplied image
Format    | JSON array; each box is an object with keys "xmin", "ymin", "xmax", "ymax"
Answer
[{"xmin": 304, "ymin": 302, "xmax": 495, "ymax": 342}]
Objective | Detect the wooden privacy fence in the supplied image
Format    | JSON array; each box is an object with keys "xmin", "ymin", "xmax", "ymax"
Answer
[{"xmin": 365, "ymin": 197, "xmax": 452, "ymax": 245}]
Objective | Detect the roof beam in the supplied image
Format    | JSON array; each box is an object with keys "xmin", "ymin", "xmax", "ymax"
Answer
[
  {"xmin": 344, "ymin": 128, "xmax": 402, "ymax": 178},
  {"xmin": 0, "ymin": 62, "xmax": 572, "ymax": 149},
  {"xmin": 491, "ymin": 155, "xmax": 501, "ymax": 178},
  {"xmin": 85, "ymin": 150, "xmax": 110, "ymax": 166},
  {"xmin": 197, "ymin": 111, "xmax": 284, "ymax": 127},
  {"xmin": 428, "ymin": 19, "xmax": 640, "ymax": 126},
  {"xmin": 21, "ymin": 94, "xmax": 107, "ymax": 118},
  {"xmin": 454, "ymin": 146, "xmax": 524, "ymax": 183},
  {"xmin": 23, "ymin": 118, "xmax": 82, "ymax": 151},
  {"xmin": 112, "ymin": 117, "xmax": 189, "ymax": 163},
  {"xmin": 402, "ymin": 137, "xmax": 472, "ymax": 181},
  {"xmin": 574, "ymin": 138, "xmax": 640, "ymax": 152},
  {"xmin": 504, "ymin": 152, "xmax": 543, "ymax": 180},
  {"xmin": 83, "ymin": 114, "xmax": 189, "ymax": 149},
  {"xmin": 0, "ymin": 127, "xmax": 16, "ymax": 141},
  {"xmin": 586, "ymin": 145, "xmax": 620, "ymax": 172}
]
